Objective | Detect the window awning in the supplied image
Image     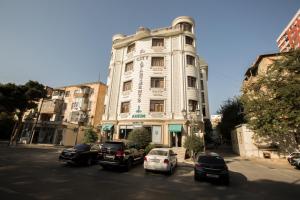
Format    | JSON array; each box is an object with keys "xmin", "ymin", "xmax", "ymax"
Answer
[
  {"xmin": 168, "ymin": 124, "xmax": 182, "ymax": 133},
  {"xmin": 102, "ymin": 124, "xmax": 113, "ymax": 131}
]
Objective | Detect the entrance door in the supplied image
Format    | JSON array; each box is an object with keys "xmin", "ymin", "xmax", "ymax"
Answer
[{"xmin": 170, "ymin": 132, "xmax": 182, "ymax": 147}]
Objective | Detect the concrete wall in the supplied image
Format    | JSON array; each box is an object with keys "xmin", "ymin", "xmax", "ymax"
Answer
[{"xmin": 231, "ymin": 124, "xmax": 283, "ymax": 159}]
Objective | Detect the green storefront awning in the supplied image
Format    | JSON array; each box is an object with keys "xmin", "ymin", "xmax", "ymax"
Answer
[
  {"xmin": 102, "ymin": 124, "xmax": 113, "ymax": 131},
  {"xmin": 168, "ymin": 124, "xmax": 182, "ymax": 132}
]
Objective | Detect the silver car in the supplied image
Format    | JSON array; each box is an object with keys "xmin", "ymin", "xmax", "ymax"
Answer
[{"xmin": 144, "ymin": 148, "xmax": 177, "ymax": 174}]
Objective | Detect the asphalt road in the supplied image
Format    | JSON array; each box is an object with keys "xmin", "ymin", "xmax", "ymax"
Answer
[{"xmin": 0, "ymin": 146, "xmax": 299, "ymax": 200}]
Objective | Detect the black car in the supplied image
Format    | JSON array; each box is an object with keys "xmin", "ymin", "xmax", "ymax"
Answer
[
  {"xmin": 98, "ymin": 141, "xmax": 144, "ymax": 171},
  {"xmin": 59, "ymin": 143, "xmax": 100, "ymax": 166},
  {"xmin": 194, "ymin": 152, "xmax": 229, "ymax": 185}
]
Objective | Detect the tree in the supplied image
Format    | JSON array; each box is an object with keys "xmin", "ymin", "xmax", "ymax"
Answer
[
  {"xmin": 241, "ymin": 50, "xmax": 300, "ymax": 150},
  {"xmin": 183, "ymin": 133, "xmax": 203, "ymax": 159},
  {"xmin": 127, "ymin": 128, "xmax": 151, "ymax": 149},
  {"xmin": 83, "ymin": 127, "xmax": 98, "ymax": 144},
  {"xmin": 217, "ymin": 97, "xmax": 246, "ymax": 142},
  {"xmin": 0, "ymin": 81, "xmax": 46, "ymax": 145},
  {"xmin": 204, "ymin": 119, "xmax": 213, "ymax": 143}
]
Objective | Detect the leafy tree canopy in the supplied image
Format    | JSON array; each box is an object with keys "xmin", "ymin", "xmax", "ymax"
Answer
[
  {"xmin": 241, "ymin": 50, "xmax": 300, "ymax": 148},
  {"xmin": 216, "ymin": 97, "xmax": 246, "ymax": 141},
  {"xmin": 83, "ymin": 127, "xmax": 98, "ymax": 144},
  {"xmin": 0, "ymin": 80, "xmax": 46, "ymax": 143},
  {"xmin": 127, "ymin": 128, "xmax": 151, "ymax": 149}
]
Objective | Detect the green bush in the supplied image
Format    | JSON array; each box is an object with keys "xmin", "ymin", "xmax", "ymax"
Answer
[
  {"xmin": 184, "ymin": 133, "xmax": 204, "ymax": 158},
  {"xmin": 83, "ymin": 127, "xmax": 98, "ymax": 144},
  {"xmin": 145, "ymin": 143, "xmax": 156, "ymax": 155},
  {"xmin": 127, "ymin": 128, "xmax": 151, "ymax": 149}
]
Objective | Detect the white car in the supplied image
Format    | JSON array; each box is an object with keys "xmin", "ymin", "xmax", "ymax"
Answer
[{"xmin": 144, "ymin": 148, "xmax": 177, "ymax": 174}]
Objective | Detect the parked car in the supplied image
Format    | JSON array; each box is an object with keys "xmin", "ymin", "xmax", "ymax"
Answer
[
  {"xmin": 292, "ymin": 158, "xmax": 300, "ymax": 169},
  {"xmin": 144, "ymin": 148, "xmax": 177, "ymax": 175},
  {"xmin": 287, "ymin": 152, "xmax": 300, "ymax": 165},
  {"xmin": 194, "ymin": 152, "xmax": 229, "ymax": 185},
  {"xmin": 98, "ymin": 141, "xmax": 144, "ymax": 171},
  {"xmin": 59, "ymin": 143, "xmax": 100, "ymax": 166}
]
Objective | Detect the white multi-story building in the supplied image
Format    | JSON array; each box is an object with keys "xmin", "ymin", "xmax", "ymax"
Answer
[{"xmin": 102, "ymin": 16, "xmax": 210, "ymax": 147}]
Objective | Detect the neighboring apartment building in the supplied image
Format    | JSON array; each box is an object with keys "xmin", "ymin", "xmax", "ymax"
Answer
[
  {"xmin": 276, "ymin": 9, "xmax": 300, "ymax": 52},
  {"xmin": 102, "ymin": 16, "xmax": 210, "ymax": 147},
  {"xmin": 20, "ymin": 82, "xmax": 107, "ymax": 146}
]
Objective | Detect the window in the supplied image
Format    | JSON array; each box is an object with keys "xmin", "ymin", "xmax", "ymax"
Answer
[
  {"xmin": 186, "ymin": 55, "xmax": 195, "ymax": 65},
  {"xmin": 182, "ymin": 23, "xmax": 192, "ymax": 32},
  {"xmin": 200, "ymin": 80, "xmax": 204, "ymax": 90},
  {"xmin": 152, "ymin": 38, "xmax": 164, "ymax": 47},
  {"xmin": 150, "ymin": 100, "xmax": 164, "ymax": 112},
  {"xmin": 65, "ymin": 91, "xmax": 70, "ymax": 97},
  {"xmin": 200, "ymin": 72, "xmax": 203, "ymax": 78},
  {"xmin": 121, "ymin": 102, "xmax": 130, "ymax": 113},
  {"xmin": 202, "ymin": 106, "xmax": 206, "ymax": 117},
  {"xmin": 187, "ymin": 76, "xmax": 196, "ymax": 88},
  {"xmin": 151, "ymin": 57, "xmax": 164, "ymax": 67},
  {"xmin": 185, "ymin": 36, "xmax": 194, "ymax": 45},
  {"xmin": 188, "ymin": 100, "xmax": 198, "ymax": 112},
  {"xmin": 70, "ymin": 111, "xmax": 80, "ymax": 122},
  {"xmin": 127, "ymin": 43, "xmax": 135, "ymax": 53},
  {"xmin": 88, "ymin": 101, "xmax": 92, "ymax": 110},
  {"xmin": 176, "ymin": 22, "xmax": 192, "ymax": 32},
  {"xmin": 125, "ymin": 61, "xmax": 133, "ymax": 72},
  {"xmin": 151, "ymin": 77, "xmax": 164, "ymax": 88},
  {"xmin": 201, "ymin": 92, "xmax": 205, "ymax": 103},
  {"xmin": 123, "ymin": 80, "xmax": 132, "ymax": 91}
]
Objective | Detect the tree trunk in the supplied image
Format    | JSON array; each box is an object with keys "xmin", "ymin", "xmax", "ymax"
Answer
[{"xmin": 9, "ymin": 112, "xmax": 23, "ymax": 146}]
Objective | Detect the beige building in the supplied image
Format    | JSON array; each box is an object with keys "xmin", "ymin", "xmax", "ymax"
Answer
[
  {"xmin": 102, "ymin": 16, "xmax": 210, "ymax": 147},
  {"xmin": 20, "ymin": 82, "xmax": 107, "ymax": 146},
  {"xmin": 234, "ymin": 53, "xmax": 300, "ymax": 158}
]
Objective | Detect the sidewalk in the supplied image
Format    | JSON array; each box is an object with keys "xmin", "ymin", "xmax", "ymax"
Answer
[{"xmin": 1, "ymin": 142, "xmax": 65, "ymax": 150}]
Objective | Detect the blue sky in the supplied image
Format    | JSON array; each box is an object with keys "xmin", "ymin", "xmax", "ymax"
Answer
[{"xmin": 0, "ymin": 0, "xmax": 299, "ymax": 114}]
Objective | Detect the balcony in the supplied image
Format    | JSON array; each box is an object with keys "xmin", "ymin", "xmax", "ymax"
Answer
[
  {"xmin": 71, "ymin": 102, "xmax": 88, "ymax": 112},
  {"xmin": 40, "ymin": 99, "xmax": 63, "ymax": 114},
  {"xmin": 73, "ymin": 87, "xmax": 90, "ymax": 98}
]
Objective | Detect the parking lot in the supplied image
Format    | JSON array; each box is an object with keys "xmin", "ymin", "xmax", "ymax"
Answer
[{"xmin": 0, "ymin": 145, "xmax": 299, "ymax": 200}]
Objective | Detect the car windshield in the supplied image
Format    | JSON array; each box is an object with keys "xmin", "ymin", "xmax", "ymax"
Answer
[
  {"xmin": 102, "ymin": 142, "xmax": 123, "ymax": 150},
  {"xmin": 74, "ymin": 144, "xmax": 90, "ymax": 151},
  {"xmin": 198, "ymin": 156, "xmax": 225, "ymax": 165},
  {"xmin": 91, "ymin": 144, "xmax": 101, "ymax": 150},
  {"xmin": 149, "ymin": 150, "xmax": 168, "ymax": 156}
]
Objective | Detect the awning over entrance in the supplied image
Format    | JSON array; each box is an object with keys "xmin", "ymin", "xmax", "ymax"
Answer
[
  {"xmin": 102, "ymin": 124, "xmax": 113, "ymax": 131},
  {"xmin": 168, "ymin": 124, "xmax": 182, "ymax": 132}
]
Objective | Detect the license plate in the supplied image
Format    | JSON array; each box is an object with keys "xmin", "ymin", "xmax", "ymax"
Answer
[
  {"xmin": 206, "ymin": 174, "xmax": 219, "ymax": 178},
  {"xmin": 150, "ymin": 159, "xmax": 160, "ymax": 163},
  {"xmin": 105, "ymin": 155, "xmax": 115, "ymax": 159}
]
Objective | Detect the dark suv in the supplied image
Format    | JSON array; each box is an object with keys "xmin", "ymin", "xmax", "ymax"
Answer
[
  {"xmin": 98, "ymin": 141, "xmax": 144, "ymax": 170},
  {"xmin": 194, "ymin": 152, "xmax": 229, "ymax": 185}
]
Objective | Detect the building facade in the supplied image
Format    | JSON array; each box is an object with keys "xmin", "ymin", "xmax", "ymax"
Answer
[
  {"xmin": 20, "ymin": 82, "xmax": 107, "ymax": 146},
  {"xmin": 102, "ymin": 16, "xmax": 210, "ymax": 147},
  {"xmin": 276, "ymin": 9, "xmax": 300, "ymax": 52}
]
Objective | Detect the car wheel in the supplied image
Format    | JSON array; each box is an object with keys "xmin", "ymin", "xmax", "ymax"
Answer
[
  {"xmin": 126, "ymin": 158, "xmax": 133, "ymax": 171},
  {"xmin": 221, "ymin": 177, "xmax": 230, "ymax": 186},
  {"xmin": 168, "ymin": 165, "xmax": 173, "ymax": 175},
  {"xmin": 87, "ymin": 157, "xmax": 92, "ymax": 166}
]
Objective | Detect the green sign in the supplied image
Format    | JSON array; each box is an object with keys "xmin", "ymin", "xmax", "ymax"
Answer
[{"xmin": 132, "ymin": 114, "xmax": 146, "ymax": 118}]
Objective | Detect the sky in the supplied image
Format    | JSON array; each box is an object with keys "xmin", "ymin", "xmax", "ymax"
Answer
[{"xmin": 0, "ymin": 0, "xmax": 299, "ymax": 114}]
